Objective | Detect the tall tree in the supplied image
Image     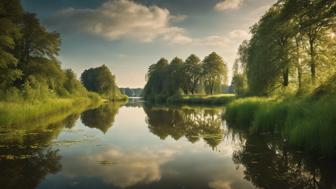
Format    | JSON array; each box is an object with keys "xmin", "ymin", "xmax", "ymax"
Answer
[
  {"xmin": 165, "ymin": 57, "xmax": 184, "ymax": 96},
  {"xmin": 202, "ymin": 52, "xmax": 228, "ymax": 95},
  {"xmin": 183, "ymin": 54, "xmax": 202, "ymax": 94},
  {"xmin": 81, "ymin": 65, "xmax": 122, "ymax": 99},
  {"xmin": 143, "ymin": 58, "xmax": 169, "ymax": 100},
  {"xmin": 0, "ymin": 0, "xmax": 23, "ymax": 89}
]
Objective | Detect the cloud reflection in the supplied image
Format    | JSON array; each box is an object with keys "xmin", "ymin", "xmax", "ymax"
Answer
[{"xmin": 62, "ymin": 148, "xmax": 176, "ymax": 188}]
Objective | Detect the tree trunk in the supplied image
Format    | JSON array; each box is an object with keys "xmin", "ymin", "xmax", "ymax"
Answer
[
  {"xmin": 283, "ymin": 67, "xmax": 289, "ymax": 87},
  {"xmin": 308, "ymin": 32, "xmax": 317, "ymax": 84},
  {"xmin": 297, "ymin": 66, "xmax": 302, "ymax": 90},
  {"xmin": 295, "ymin": 36, "xmax": 302, "ymax": 92}
]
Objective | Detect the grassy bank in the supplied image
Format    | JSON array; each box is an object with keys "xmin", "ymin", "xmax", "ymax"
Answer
[
  {"xmin": 166, "ymin": 94, "xmax": 236, "ymax": 105},
  {"xmin": 225, "ymin": 94, "xmax": 336, "ymax": 156},
  {"xmin": 0, "ymin": 93, "xmax": 102, "ymax": 127}
]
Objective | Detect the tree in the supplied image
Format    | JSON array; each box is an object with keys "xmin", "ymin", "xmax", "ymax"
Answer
[
  {"xmin": 183, "ymin": 54, "xmax": 202, "ymax": 94},
  {"xmin": 0, "ymin": 0, "xmax": 23, "ymax": 90},
  {"xmin": 231, "ymin": 59, "xmax": 247, "ymax": 96},
  {"xmin": 81, "ymin": 65, "xmax": 123, "ymax": 99},
  {"xmin": 164, "ymin": 57, "xmax": 184, "ymax": 96},
  {"xmin": 243, "ymin": 0, "xmax": 336, "ymax": 96},
  {"xmin": 143, "ymin": 58, "xmax": 169, "ymax": 100},
  {"xmin": 202, "ymin": 52, "xmax": 228, "ymax": 95}
]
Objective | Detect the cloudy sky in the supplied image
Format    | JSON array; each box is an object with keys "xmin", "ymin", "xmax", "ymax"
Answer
[{"xmin": 22, "ymin": 0, "xmax": 276, "ymax": 87}]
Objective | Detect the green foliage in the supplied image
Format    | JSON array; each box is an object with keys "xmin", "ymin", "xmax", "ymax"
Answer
[
  {"xmin": 0, "ymin": 0, "xmax": 23, "ymax": 89},
  {"xmin": 240, "ymin": 0, "xmax": 336, "ymax": 96},
  {"xmin": 183, "ymin": 54, "xmax": 202, "ymax": 94},
  {"xmin": 203, "ymin": 52, "xmax": 228, "ymax": 95},
  {"xmin": 226, "ymin": 89, "xmax": 336, "ymax": 155},
  {"xmin": 80, "ymin": 65, "xmax": 126, "ymax": 101},
  {"xmin": 0, "ymin": 97, "xmax": 99, "ymax": 127},
  {"xmin": 143, "ymin": 58, "xmax": 170, "ymax": 101},
  {"xmin": 0, "ymin": 0, "xmax": 95, "ymax": 101},
  {"xmin": 143, "ymin": 52, "xmax": 228, "ymax": 102},
  {"xmin": 225, "ymin": 97, "xmax": 273, "ymax": 129},
  {"xmin": 231, "ymin": 74, "xmax": 247, "ymax": 96}
]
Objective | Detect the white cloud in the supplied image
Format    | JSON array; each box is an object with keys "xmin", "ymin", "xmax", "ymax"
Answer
[
  {"xmin": 215, "ymin": 0, "xmax": 244, "ymax": 11},
  {"xmin": 229, "ymin": 30, "xmax": 250, "ymax": 40},
  {"xmin": 247, "ymin": 4, "xmax": 272, "ymax": 23},
  {"xmin": 195, "ymin": 29, "xmax": 249, "ymax": 49},
  {"xmin": 54, "ymin": 0, "xmax": 191, "ymax": 44}
]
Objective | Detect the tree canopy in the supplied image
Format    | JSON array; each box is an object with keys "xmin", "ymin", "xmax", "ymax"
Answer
[
  {"xmin": 80, "ymin": 65, "xmax": 126, "ymax": 100},
  {"xmin": 234, "ymin": 0, "xmax": 336, "ymax": 96},
  {"xmin": 143, "ymin": 52, "xmax": 228, "ymax": 101},
  {"xmin": 0, "ymin": 0, "xmax": 87, "ymax": 100}
]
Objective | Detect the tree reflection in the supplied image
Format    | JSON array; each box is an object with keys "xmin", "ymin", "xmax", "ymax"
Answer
[
  {"xmin": 81, "ymin": 102, "xmax": 123, "ymax": 133},
  {"xmin": 0, "ymin": 112, "xmax": 79, "ymax": 189},
  {"xmin": 144, "ymin": 105, "xmax": 225, "ymax": 149},
  {"xmin": 231, "ymin": 130, "xmax": 336, "ymax": 189}
]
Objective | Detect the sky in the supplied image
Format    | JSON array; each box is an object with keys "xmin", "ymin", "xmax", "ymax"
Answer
[{"xmin": 22, "ymin": 0, "xmax": 276, "ymax": 88}]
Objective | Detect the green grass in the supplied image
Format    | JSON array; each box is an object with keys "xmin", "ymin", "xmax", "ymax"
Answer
[
  {"xmin": 225, "ymin": 97, "xmax": 275, "ymax": 129},
  {"xmin": 0, "ymin": 95, "xmax": 101, "ymax": 127},
  {"xmin": 167, "ymin": 94, "xmax": 236, "ymax": 105},
  {"xmin": 225, "ymin": 94, "xmax": 336, "ymax": 156}
]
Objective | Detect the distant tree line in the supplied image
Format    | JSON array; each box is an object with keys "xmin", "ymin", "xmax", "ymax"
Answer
[
  {"xmin": 120, "ymin": 88, "xmax": 143, "ymax": 97},
  {"xmin": 143, "ymin": 52, "xmax": 228, "ymax": 101},
  {"xmin": 232, "ymin": 0, "xmax": 336, "ymax": 96}
]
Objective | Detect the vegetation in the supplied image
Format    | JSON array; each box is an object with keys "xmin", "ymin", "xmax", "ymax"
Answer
[
  {"xmin": 120, "ymin": 88, "xmax": 143, "ymax": 97},
  {"xmin": 225, "ymin": 0, "xmax": 336, "ymax": 156},
  {"xmin": 226, "ymin": 75, "xmax": 336, "ymax": 155},
  {"xmin": 143, "ymin": 52, "xmax": 228, "ymax": 102},
  {"xmin": 81, "ymin": 65, "xmax": 127, "ymax": 101},
  {"xmin": 0, "ymin": 95, "xmax": 100, "ymax": 127},
  {"xmin": 167, "ymin": 94, "xmax": 235, "ymax": 105},
  {"xmin": 0, "ymin": 0, "xmax": 127, "ymax": 126},
  {"xmin": 0, "ymin": 0, "xmax": 88, "ymax": 100},
  {"xmin": 231, "ymin": 0, "xmax": 336, "ymax": 96}
]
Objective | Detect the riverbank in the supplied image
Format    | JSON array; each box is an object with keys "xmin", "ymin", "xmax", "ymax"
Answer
[
  {"xmin": 225, "ymin": 93, "xmax": 336, "ymax": 156},
  {"xmin": 165, "ymin": 94, "xmax": 236, "ymax": 105},
  {"xmin": 0, "ymin": 93, "xmax": 102, "ymax": 127}
]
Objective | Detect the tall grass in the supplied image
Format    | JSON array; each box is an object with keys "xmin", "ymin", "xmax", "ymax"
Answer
[
  {"xmin": 225, "ymin": 97, "xmax": 274, "ymax": 129},
  {"xmin": 0, "ymin": 94, "xmax": 101, "ymax": 127},
  {"xmin": 225, "ymin": 95, "xmax": 336, "ymax": 156}
]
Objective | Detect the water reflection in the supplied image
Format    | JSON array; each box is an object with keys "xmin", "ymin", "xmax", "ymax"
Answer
[
  {"xmin": 0, "ymin": 113, "xmax": 79, "ymax": 189},
  {"xmin": 1, "ymin": 103, "xmax": 336, "ymax": 189},
  {"xmin": 230, "ymin": 129, "xmax": 336, "ymax": 189},
  {"xmin": 81, "ymin": 103, "xmax": 123, "ymax": 133},
  {"xmin": 143, "ymin": 105, "xmax": 225, "ymax": 149},
  {"xmin": 61, "ymin": 147, "xmax": 176, "ymax": 188}
]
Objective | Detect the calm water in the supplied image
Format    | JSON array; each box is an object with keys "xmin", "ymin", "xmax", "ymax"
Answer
[{"xmin": 1, "ymin": 101, "xmax": 336, "ymax": 189}]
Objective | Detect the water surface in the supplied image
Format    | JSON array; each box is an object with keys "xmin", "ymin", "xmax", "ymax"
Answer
[{"xmin": 0, "ymin": 102, "xmax": 335, "ymax": 189}]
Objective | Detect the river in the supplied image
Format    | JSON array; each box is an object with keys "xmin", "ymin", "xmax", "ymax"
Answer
[{"xmin": 0, "ymin": 101, "xmax": 335, "ymax": 189}]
